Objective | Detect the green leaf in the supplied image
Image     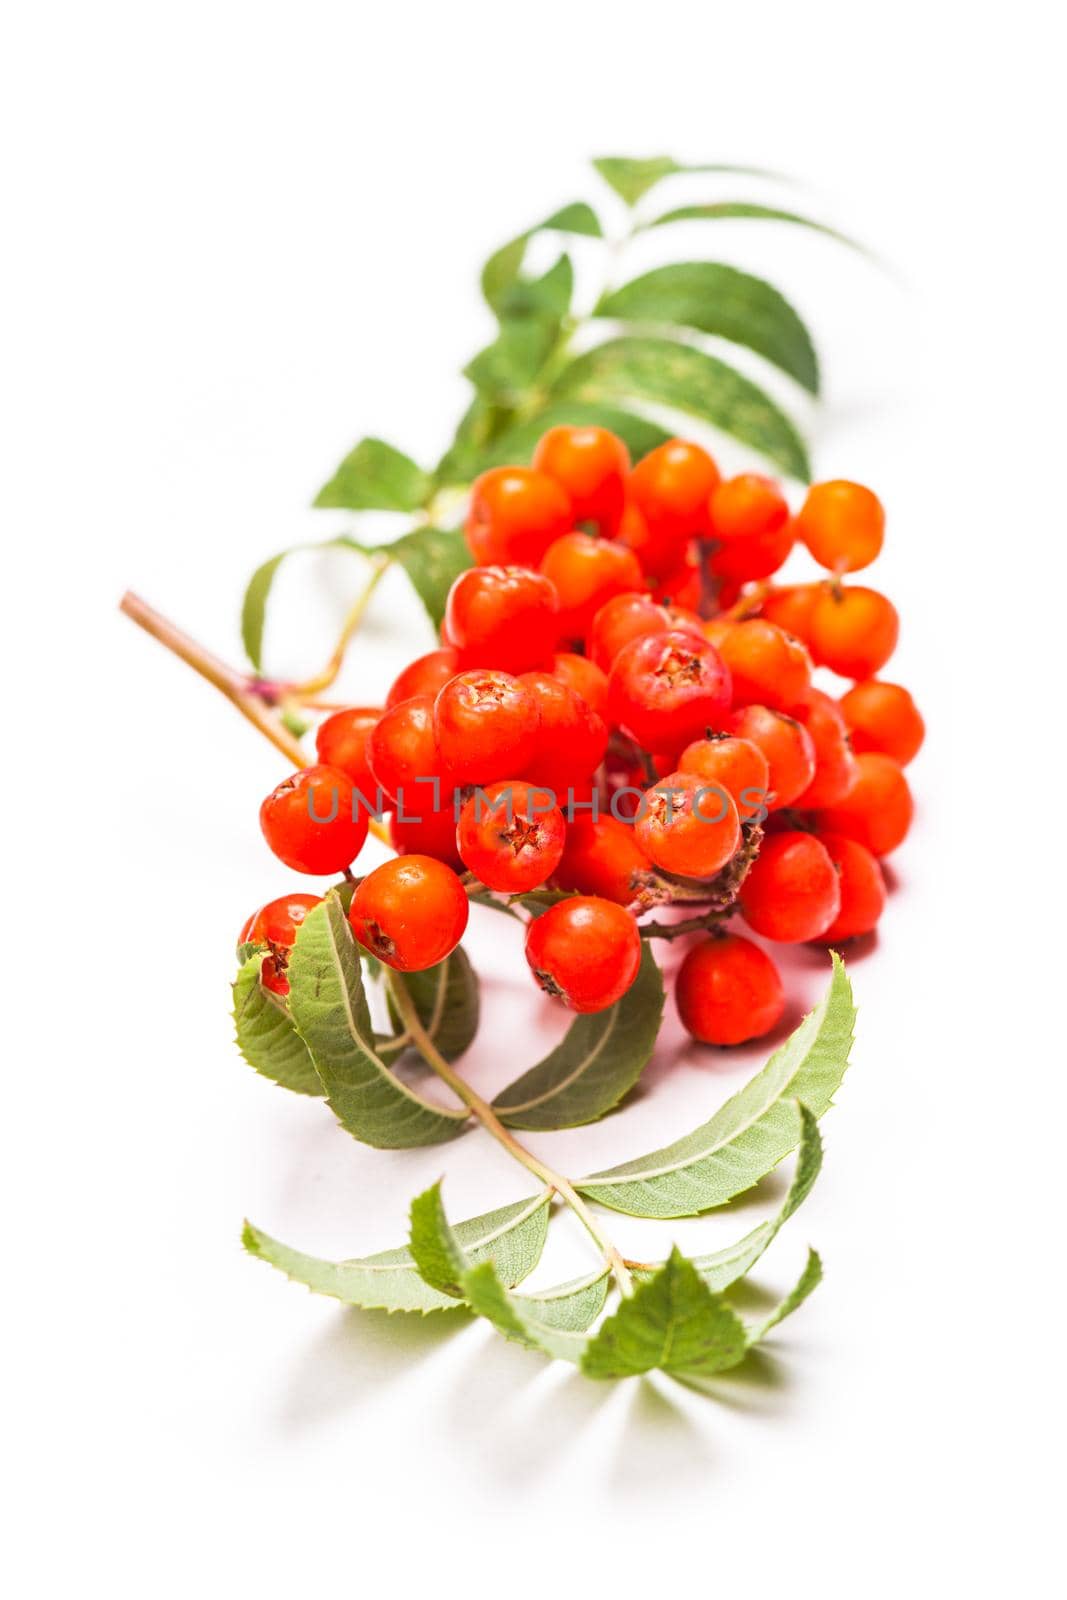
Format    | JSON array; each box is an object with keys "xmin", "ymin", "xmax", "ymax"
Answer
[
  {"xmin": 409, "ymin": 1182, "xmax": 467, "ymax": 1296},
  {"xmin": 464, "ymin": 314, "xmax": 562, "ymax": 405},
  {"xmin": 482, "ymin": 202, "xmax": 601, "ymax": 314},
  {"xmin": 242, "ymin": 1189, "xmax": 551, "ymax": 1315},
  {"xmin": 576, "ymin": 955, "xmax": 854, "ymax": 1217},
  {"xmin": 492, "ymin": 944, "xmax": 664, "ymax": 1130},
  {"xmin": 347, "ymin": 526, "xmax": 471, "ymax": 630},
  {"xmin": 581, "ymin": 1248, "xmax": 749, "ymax": 1379},
  {"xmin": 382, "ymin": 948, "xmax": 479, "ymax": 1065},
  {"xmin": 460, "ymin": 1261, "xmax": 590, "ymax": 1362},
  {"xmin": 643, "ymin": 200, "xmax": 863, "ymax": 252},
  {"xmin": 596, "ymin": 262, "xmax": 819, "ymax": 394},
  {"xmin": 552, "ymin": 336, "xmax": 811, "ymax": 481},
  {"xmin": 313, "ymin": 437, "xmax": 431, "ymax": 512},
  {"xmin": 241, "ymin": 552, "xmax": 288, "ymax": 671},
  {"xmin": 744, "ymin": 1247, "xmax": 823, "ymax": 1343},
  {"xmin": 287, "ymin": 895, "xmax": 469, "ymax": 1148},
  {"xmin": 593, "ymin": 157, "xmax": 782, "ymax": 207},
  {"xmin": 512, "ymin": 1269, "xmax": 609, "ymax": 1332},
  {"xmin": 232, "ymin": 954, "xmax": 323, "ymax": 1097}
]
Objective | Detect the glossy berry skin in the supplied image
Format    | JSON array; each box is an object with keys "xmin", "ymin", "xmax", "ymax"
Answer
[
  {"xmin": 634, "ymin": 771, "xmax": 741, "ymax": 879},
  {"xmin": 457, "ymin": 781, "xmax": 565, "ymax": 892},
  {"xmin": 444, "ymin": 566, "xmax": 559, "ymax": 674},
  {"xmin": 797, "ymin": 480, "xmax": 884, "ymax": 573},
  {"xmin": 588, "ymin": 591, "xmax": 672, "ymax": 672},
  {"xmin": 518, "ymin": 672, "xmax": 608, "ymax": 792},
  {"xmin": 729, "ymin": 704, "xmax": 817, "ymax": 809},
  {"xmin": 525, "ymin": 896, "xmax": 642, "ymax": 1013},
  {"xmin": 678, "ymin": 734, "xmax": 771, "ymax": 822},
  {"xmin": 532, "ymin": 425, "xmax": 629, "ymax": 535},
  {"xmin": 627, "ymin": 440, "xmax": 721, "ymax": 576},
  {"xmin": 759, "ymin": 583, "xmax": 820, "ymax": 642},
  {"xmin": 655, "ymin": 551, "xmax": 702, "ymax": 612},
  {"xmin": 814, "ymin": 751, "xmax": 913, "ymax": 857},
  {"xmin": 739, "ymin": 831, "xmax": 841, "ymax": 942},
  {"xmin": 388, "ymin": 797, "xmax": 463, "ymax": 870},
  {"xmin": 539, "ymin": 533, "xmax": 643, "ymax": 643},
  {"xmin": 553, "ymin": 814, "xmax": 656, "ymax": 907},
  {"xmin": 706, "ymin": 473, "xmax": 794, "ymax": 583},
  {"xmin": 259, "ymin": 765, "xmax": 369, "ymax": 876},
  {"xmin": 807, "ymin": 584, "xmax": 900, "ymax": 679},
  {"xmin": 608, "ymin": 629, "xmax": 733, "ymax": 754},
  {"xmin": 433, "ymin": 670, "xmax": 540, "ymax": 787},
  {"xmin": 839, "ymin": 680, "xmax": 925, "ymax": 766},
  {"xmin": 239, "ymin": 893, "xmax": 323, "ymax": 995},
  {"xmin": 385, "ymin": 648, "xmax": 459, "ymax": 710},
  {"xmin": 314, "ymin": 707, "xmax": 381, "ymax": 797},
  {"xmin": 550, "ymin": 651, "xmax": 609, "ymax": 717},
  {"xmin": 717, "ymin": 618, "xmax": 812, "ymax": 710},
  {"xmin": 675, "ymin": 933, "xmax": 785, "ymax": 1046},
  {"xmin": 349, "ymin": 855, "xmax": 469, "ymax": 972},
  {"xmin": 368, "ymin": 695, "xmax": 442, "ymax": 806},
  {"xmin": 791, "ymin": 687, "xmax": 858, "ymax": 809},
  {"xmin": 465, "ymin": 466, "xmax": 573, "ymax": 567},
  {"xmin": 814, "ymin": 832, "xmax": 887, "ymax": 942}
]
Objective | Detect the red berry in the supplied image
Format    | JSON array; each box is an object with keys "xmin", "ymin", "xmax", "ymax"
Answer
[
  {"xmin": 368, "ymin": 694, "xmax": 442, "ymax": 807},
  {"xmin": 655, "ymin": 550, "xmax": 703, "ymax": 612},
  {"xmin": 314, "ymin": 707, "xmax": 380, "ymax": 797},
  {"xmin": 532, "ymin": 425, "xmax": 629, "ymax": 535},
  {"xmin": 814, "ymin": 832, "xmax": 887, "ymax": 941},
  {"xmin": 608, "ymin": 629, "xmax": 732, "ymax": 754},
  {"xmin": 839, "ymin": 680, "xmax": 925, "ymax": 766},
  {"xmin": 716, "ymin": 618, "xmax": 812, "ymax": 709},
  {"xmin": 797, "ymin": 480, "xmax": 884, "ymax": 573},
  {"xmin": 349, "ymin": 855, "xmax": 469, "ymax": 972},
  {"xmin": 433, "ymin": 670, "xmax": 540, "ymax": 787},
  {"xmin": 627, "ymin": 439, "xmax": 721, "ymax": 575},
  {"xmin": 259, "ymin": 765, "xmax": 369, "ymax": 876},
  {"xmin": 457, "ymin": 781, "xmax": 565, "ymax": 892},
  {"xmin": 385, "ymin": 648, "xmax": 459, "ymax": 709},
  {"xmin": 739, "ymin": 831, "xmax": 841, "ymax": 941},
  {"xmin": 759, "ymin": 583, "xmax": 820, "ymax": 642},
  {"xmin": 791, "ymin": 687, "xmax": 858, "ymax": 809},
  {"xmin": 807, "ymin": 584, "xmax": 899, "ymax": 679},
  {"xmin": 634, "ymin": 772, "xmax": 741, "ymax": 879},
  {"xmin": 554, "ymin": 814, "xmax": 656, "ymax": 907},
  {"xmin": 524, "ymin": 896, "xmax": 641, "ymax": 1012},
  {"xmin": 388, "ymin": 794, "xmax": 462, "ymax": 869},
  {"xmin": 518, "ymin": 671, "xmax": 608, "ymax": 792},
  {"xmin": 539, "ymin": 532, "xmax": 643, "ymax": 644},
  {"xmin": 550, "ymin": 651, "xmax": 609, "ymax": 717},
  {"xmin": 729, "ymin": 704, "xmax": 817, "ymax": 810},
  {"xmin": 465, "ymin": 466, "xmax": 573, "ymax": 566},
  {"xmin": 444, "ymin": 565, "xmax": 559, "ymax": 674},
  {"xmin": 814, "ymin": 751, "xmax": 913, "ymax": 857},
  {"xmin": 239, "ymin": 892, "xmax": 323, "ymax": 994},
  {"xmin": 677, "ymin": 734, "xmax": 771, "ymax": 821},
  {"xmin": 588, "ymin": 590, "xmax": 671, "ymax": 672},
  {"xmin": 676, "ymin": 933, "xmax": 785, "ymax": 1045},
  {"xmin": 707, "ymin": 473, "xmax": 794, "ymax": 583}
]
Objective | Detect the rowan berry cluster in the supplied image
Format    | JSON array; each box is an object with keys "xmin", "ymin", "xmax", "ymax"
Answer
[{"xmin": 245, "ymin": 427, "xmax": 922, "ymax": 1042}]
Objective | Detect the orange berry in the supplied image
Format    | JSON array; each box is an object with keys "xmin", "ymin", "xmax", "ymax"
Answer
[
  {"xmin": 465, "ymin": 466, "xmax": 573, "ymax": 567},
  {"xmin": 797, "ymin": 480, "xmax": 885, "ymax": 573},
  {"xmin": 759, "ymin": 583, "xmax": 820, "ymax": 642},
  {"xmin": 707, "ymin": 473, "xmax": 795, "ymax": 583},
  {"xmin": 540, "ymin": 532, "xmax": 643, "ymax": 643},
  {"xmin": 717, "ymin": 618, "xmax": 812, "ymax": 710},
  {"xmin": 813, "ymin": 832, "xmax": 887, "ymax": 941},
  {"xmin": 814, "ymin": 752, "xmax": 913, "ymax": 856},
  {"xmin": 532, "ymin": 425, "xmax": 629, "ymax": 535},
  {"xmin": 550, "ymin": 651, "xmax": 610, "ymax": 717},
  {"xmin": 807, "ymin": 584, "xmax": 899, "ymax": 679},
  {"xmin": 839, "ymin": 680, "xmax": 925, "ymax": 766},
  {"xmin": 627, "ymin": 440, "xmax": 721, "ymax": 576},
  {"xmin": 729, "ymin": 704, "xmax": 817, "ymax": 809},
  {"xmin": 676, "ymin": 933, "xmax": 785, "ymax": 1045},
  {"xmin": 677, "ymin": 734, "xmax": 771, "ymax": 821},
  {"xmin": 791, "ymin": 687, "xmax": 858, "ymax": 809},
  {"xmin": 634, "ymin": 771, "xmax": 741, "ymax": 879}
]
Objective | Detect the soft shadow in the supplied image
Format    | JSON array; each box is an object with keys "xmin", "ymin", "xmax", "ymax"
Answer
[
  {"xmin": 679, "ymin": 1346, "xmax": 798, "ymax": 1415},
  {"xmin": 608, "ymin": 1375, "xmax": 715, "ymax": 1491},
  {"xmin": 274, "ymin": 1304, "xmax": 467, "ymax": 1433}
]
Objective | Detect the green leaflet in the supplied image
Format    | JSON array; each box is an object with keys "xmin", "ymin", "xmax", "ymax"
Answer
[
  {"xmin": 581, "ymin": 1246, "xmax": 824, "ymax": 1380},
  {"xmin": 643, "ymin": 200, "xmax": 864, "ymax": 253},
  {"xmin": 596, "ymin": 262, "xmax": 819, "ymax": 394},
  {"xmin": 492, "ymin": 943, "xmax": 664, "ymax": 1130},
  {"xmin": 481, "ymin": 202, "xmax": 602, "ymax": 314},
  {"xmin": 242, "ymin": 1190, "xmax": 552, "ymax": 1315},
  {"xmin": 382, "ymin": 948, "xmax": 479, "ymax": 1065},
  {"xmin": 241, "ymin": 552, "xmax": 288, "ymax": 671},
  {"xmin": 512, "ymin": 1269, "xmax": 609, "ymax": 1332},
  {"xmin": 576, "ymin": 955, "xmax": 854, "ymax": 1217},
  {"xmin": 232, "ymin": 954, "xmax": 322, "ymax": 1097},
  {"xmin": 287, "ymin": 895, "xmax": 469, "ymax": 1148},
  {"xmin": 465, "ymin": 311, "xmax": 564, "ymax": 406},
  {"xmin": 313, "ymin": 437, "xmax": 431, "ymax": 512},
  {"xmin": 552, "ymin": 336, "xmax": 811, "ymax": 482},
  {"xmin": 592, "ymin": 157, "xmax": 784, "ymax": 207},
  {"xmin": 347, "ymin": 526, "xmax": 470, "ymax": 630},
  {"xmin": 582, "ymin": 1249, "xmax": 748, "ymax": 1379}
]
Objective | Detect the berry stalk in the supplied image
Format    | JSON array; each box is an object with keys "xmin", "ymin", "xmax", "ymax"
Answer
[{"xmin": 386, "ymin": 971, "xmax": 634, "ymax": 1297}]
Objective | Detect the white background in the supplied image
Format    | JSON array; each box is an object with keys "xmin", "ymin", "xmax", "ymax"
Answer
[{"xmin": 3, "ymin": 3, "xmax": 1065, "ymax": 1594}]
